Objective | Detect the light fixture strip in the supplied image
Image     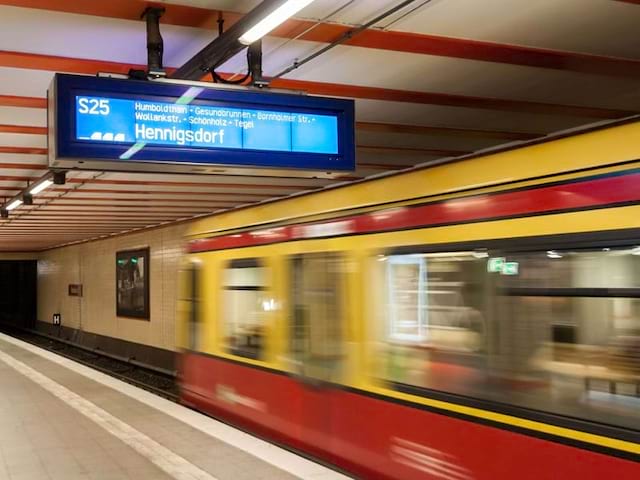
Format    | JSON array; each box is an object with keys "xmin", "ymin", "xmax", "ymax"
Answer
[
  {"xmin": 6, "ymin": 199, "xmax": 23, "ymax": 211},
  {"xmin": 29, "ymin": 178, "xmax": 54, "ymax": 195},
  {"xmin": 239, "ymin": 0, "xmax": 316, "ymax": 45},
  {"xmin": 2, "ymin": 171, "xmax": 63, "ymax": 215}
]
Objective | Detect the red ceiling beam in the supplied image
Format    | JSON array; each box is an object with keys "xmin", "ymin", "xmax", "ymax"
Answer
[
  {"xmin": 15, "ymin": 213, "xmax": 189, "ymax": 219},
  {"xmin": 0, "ymin": 124, "xmax": 47, "ymax": 134},
  {"xmin": 0, "ymin": 0, "xmax": 235, "ymax": 30},
  {"xmin": 0, "ymin": 174, "xmax": 36, "ymax": 181},
  {"xmin": 53, "ymin": 188, "xmax": 274, "ymax": 198},
  {"xmin": 0, "ymin": 95, "xmax": 47, "ymax": 108},
  {"xmin": 0, "ymin": 174, "xmax": 315, "ymax": 191},
  {"xmin": 0, "ymin": 129, "xmax": 468, "ymax": 159},
  {"xmin": 0, "ymin": 122, "xmax": 472, "ymax": 155},
  {"xmin": 0, "ymin": 50, "xmax": 150, "ymax": 75},
  {"xmin": 359, "ymin": 162, "xmax": 412, "ymax": 170},
  {"xmin": 4, "ymin": 218, "xmax": 164, "ymax": 223},
  {"xmin": 0, "ymin": 146, "xmax": 47, "ymax": 155},
  {"xmin": 298, "ymin": 26, "xmax": 640, "ymax": 79},
  {"xmin": 355, "ymin": 121, "xmax": 538, "ymax": 140},
  {"xmin": 38, "ymin": 199, "xmax": 236, "ymax": 206},
  {"xmin": 26, "ymin": 205, "xmax": 209, "ymax": 212},
  {"xmin": 357, "ymin": 145, "xmax": 469, "ymax": 156},
  {"xmin": 0, "ymin": 225, "xmax": 141, "ymax": 229},
  {"xmin": 0, "ymin": 102, "xmax": 541, "ymax": 139},
  {"xmin": 0, "ymin": 51, "xmax": 632, "ymax": 118},
  {"xmin": 0, "ymin": 232, "xmax": 127, "ymax": 236},
  {"xmin": 1, "ymin": 1, "xmax": 639, "ymax": 78},
  {"xmin": 30, "ymin": 203, "xmax": 221, "ymax": 209},
  {"xmin": 31, "ymin": 208, "xmax": 218, "ymax": 214},
  {"xmin": 2, "ymin": 226, "xmax": 158, "ymax": 231},
  {"xmin": 0, "ymin": 162, "xmax": 46, "ymax": 170},
  {"xmin": 0, "ymin": 231, "xmax": 117, "ymax": 234},
  {"xmin": 71, "ymin": 178, "xmax": 318, "ymax": 191},
  {"xmin": 48, "ymin": 188, "xmax": 264, "ymax": 199},
  {"xmin": 270, "ymin": 77, "xmax": 635, "ymax": 119}
]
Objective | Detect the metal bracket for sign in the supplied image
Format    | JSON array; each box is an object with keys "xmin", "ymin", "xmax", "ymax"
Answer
[
  {"xmin": 248, "ymin": 40, "xmax": 269, "ymax": 88},
  {"xmin": 153, "ymin": 76, "xmax": 298, "ymax": 94},
  {"xmin": 142, "ymin": 7, "xmax": 166, "ymax": 78},
  {"xmin": 95, "ymin": 74, "xmax": 300, "ymax": 95}
]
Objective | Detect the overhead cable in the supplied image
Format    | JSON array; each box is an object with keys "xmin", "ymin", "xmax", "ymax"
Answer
[{"xmin": 272, "ymin": 0, "xmax": 419, "ymax": 79}]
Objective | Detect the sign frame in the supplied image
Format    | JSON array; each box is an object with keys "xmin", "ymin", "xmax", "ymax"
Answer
[
  {"xmin": 48, "ymin": 74, "xmax": 355, "ymax": 178},
  {"xmin": 116, "ymin": 247, "xmax": 150, "ymax": 320},
  {"xmin": 68, "ymin": 284, "xmax": 83, "ymax": 297}
]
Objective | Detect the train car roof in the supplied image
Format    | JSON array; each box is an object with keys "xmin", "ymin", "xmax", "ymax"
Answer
[{"xmin": 187, "ymin": 115, "xmax": 640, "ymax": 239}]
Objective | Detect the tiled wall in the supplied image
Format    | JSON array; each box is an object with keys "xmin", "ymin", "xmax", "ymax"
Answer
[{"xmin": 37, "ymin": 223, "xmax": 190, "ymax": 352}]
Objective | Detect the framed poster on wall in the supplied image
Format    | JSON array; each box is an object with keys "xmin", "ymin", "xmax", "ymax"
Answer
[{"xmin": 116, "ymin": 248, "xmax": 149, "ymax": 319}]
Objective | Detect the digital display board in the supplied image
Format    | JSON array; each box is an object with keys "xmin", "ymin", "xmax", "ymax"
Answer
[
  {"xmin": 75, "ymin": 96, "xmax": 339, "ymax": 154},
  {"xmin": 49, "ymin": 74, "xmax": 355, "ymax": 176}
]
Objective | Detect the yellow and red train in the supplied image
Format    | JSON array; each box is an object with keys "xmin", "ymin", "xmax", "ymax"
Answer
[{"xmin": 178, "ymin": 117, "xmax": 640, "ymax": 479}]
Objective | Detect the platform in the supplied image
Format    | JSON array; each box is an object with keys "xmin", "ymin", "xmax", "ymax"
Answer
[{"xmin": 0, "ymin": 332, "xmax": 350, "ymax": 480}]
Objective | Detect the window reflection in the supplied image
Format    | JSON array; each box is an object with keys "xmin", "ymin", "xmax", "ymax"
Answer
[
  {"xmin": 223, "ymin": 259, "xmax": 268, "ymax": 360},
  {"xmin": 375, "ymin": 247, "xmax": 640, "ymax": 430}
]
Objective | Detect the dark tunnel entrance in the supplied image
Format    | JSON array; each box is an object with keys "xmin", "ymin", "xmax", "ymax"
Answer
[{"xmin": 0, "ymin": 261, "xmax": 37, "ymax": 329}]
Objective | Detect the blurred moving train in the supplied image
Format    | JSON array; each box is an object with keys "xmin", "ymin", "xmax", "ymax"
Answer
[{"xmin": 178, "ymin": 118, "xmax": 640, "ymax": 479}]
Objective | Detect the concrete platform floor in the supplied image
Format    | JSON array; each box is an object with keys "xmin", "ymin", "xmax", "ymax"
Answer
[{"xmin": 0, "ymin": 332, "xmax": 350, "ymax": 480}]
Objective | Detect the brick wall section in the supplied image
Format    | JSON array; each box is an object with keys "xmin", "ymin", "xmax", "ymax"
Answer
[{"xmin": 37, "ymin": 223, "xmax": 189, "ymax": 352}]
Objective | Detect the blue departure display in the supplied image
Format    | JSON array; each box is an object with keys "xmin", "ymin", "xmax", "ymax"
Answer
[
  {"xmin": 51, "ymin": 74, "xmax": 355, "ymax": 174},
  {"xmin": 75, "ymin": 96, "xmax": 339, "ymax": 155}
]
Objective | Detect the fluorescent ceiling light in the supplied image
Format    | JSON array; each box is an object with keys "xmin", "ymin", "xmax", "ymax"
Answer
[
  {"xmin": 29, "ymin": 179, "xmax": 54, "ymax": 195},
  {"xmin": 6, "ymin": 199, "xmax": 22, "ymax": 211},
  {"xmin": 239, "ymin": 0, "xmax": 316, "ymax": 45}
]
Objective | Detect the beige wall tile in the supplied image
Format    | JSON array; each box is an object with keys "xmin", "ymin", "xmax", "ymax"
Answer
[{"xmin": 37, "ymin": 224, "xmax": 190, "ymax": 352}]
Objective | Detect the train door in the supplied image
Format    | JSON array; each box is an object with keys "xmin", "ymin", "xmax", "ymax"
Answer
[
  {"xmin": 178, "ymin": 261, "xmax": 200, "ymax": 351},
  {"xmin": 290, "ymin": 253, "xmax": 344, "ymax": 457}
]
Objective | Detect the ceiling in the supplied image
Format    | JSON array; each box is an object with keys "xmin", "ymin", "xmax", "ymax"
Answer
[{"xmin": 0, "ymin": 0, "xmax": 639, "ymax": 251}]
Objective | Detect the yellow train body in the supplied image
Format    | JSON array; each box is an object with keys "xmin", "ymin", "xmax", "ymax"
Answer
[{"xmin": 180, "ymin": 118, "xmax": 640, "ymax": 457}]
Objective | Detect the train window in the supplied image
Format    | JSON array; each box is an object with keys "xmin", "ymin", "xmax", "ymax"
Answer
[
  {"xmin": 386, "ymin": 255, "xmax": 428, "ymax": 342},
  {"xmin": 291, "ymin": 253, "xmax": 344, "ymax": 382},
  {"xmin": 380, "ymin": 251, "xmax": 487, "ymax": 350},
  {"xmin": 497, "ymin": 247, "xmax": 640, "ymax": 290},
  {"xmin": 374, "ymin": 246, "xmax": 640, "ymax": 431},
  {"xmin": 223, "ymin": 259, "xmax": 268, "ymax": 360}
]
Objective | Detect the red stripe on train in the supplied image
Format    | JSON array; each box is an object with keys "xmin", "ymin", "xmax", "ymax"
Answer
[
  {"xmin": 189, "ymin": 172, "xmax": 640, "ymax": 253},
  {"xmin": 180, "ymin": 352, "xmax": 639, "ymax": 480}
]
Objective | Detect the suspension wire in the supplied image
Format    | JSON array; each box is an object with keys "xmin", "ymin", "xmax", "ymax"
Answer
[
  {"xmin": 272, "ymin": 0, "xmax": 419, "ymax": 79},
  {"xmin": 379, "ymin": 0, "xmax": 434, "ymax": 30},
  {"xmin": 224, "ymin": 0, "xmax": 358, "ymax": 82},
  {"xmin": 269, "ymin": 0, "xmax": 359, "ymax": 55},
  {"xmin": 211, "ymin": 38, "xmax": 253, "ymax": 85}
]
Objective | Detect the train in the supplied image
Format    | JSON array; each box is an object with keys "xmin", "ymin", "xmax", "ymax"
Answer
[{"xmin": 177, "ymin": 117, "xmax": 640, "ymax": 479}]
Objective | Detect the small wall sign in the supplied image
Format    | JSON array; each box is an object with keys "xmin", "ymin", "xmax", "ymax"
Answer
[
  {"xmin": 52, "ymin": 313, "xmax": 61, "ymax": 325},
  {"xmin": 68, "ymin": 284, "xmax": 83, "ymax": 297}
]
